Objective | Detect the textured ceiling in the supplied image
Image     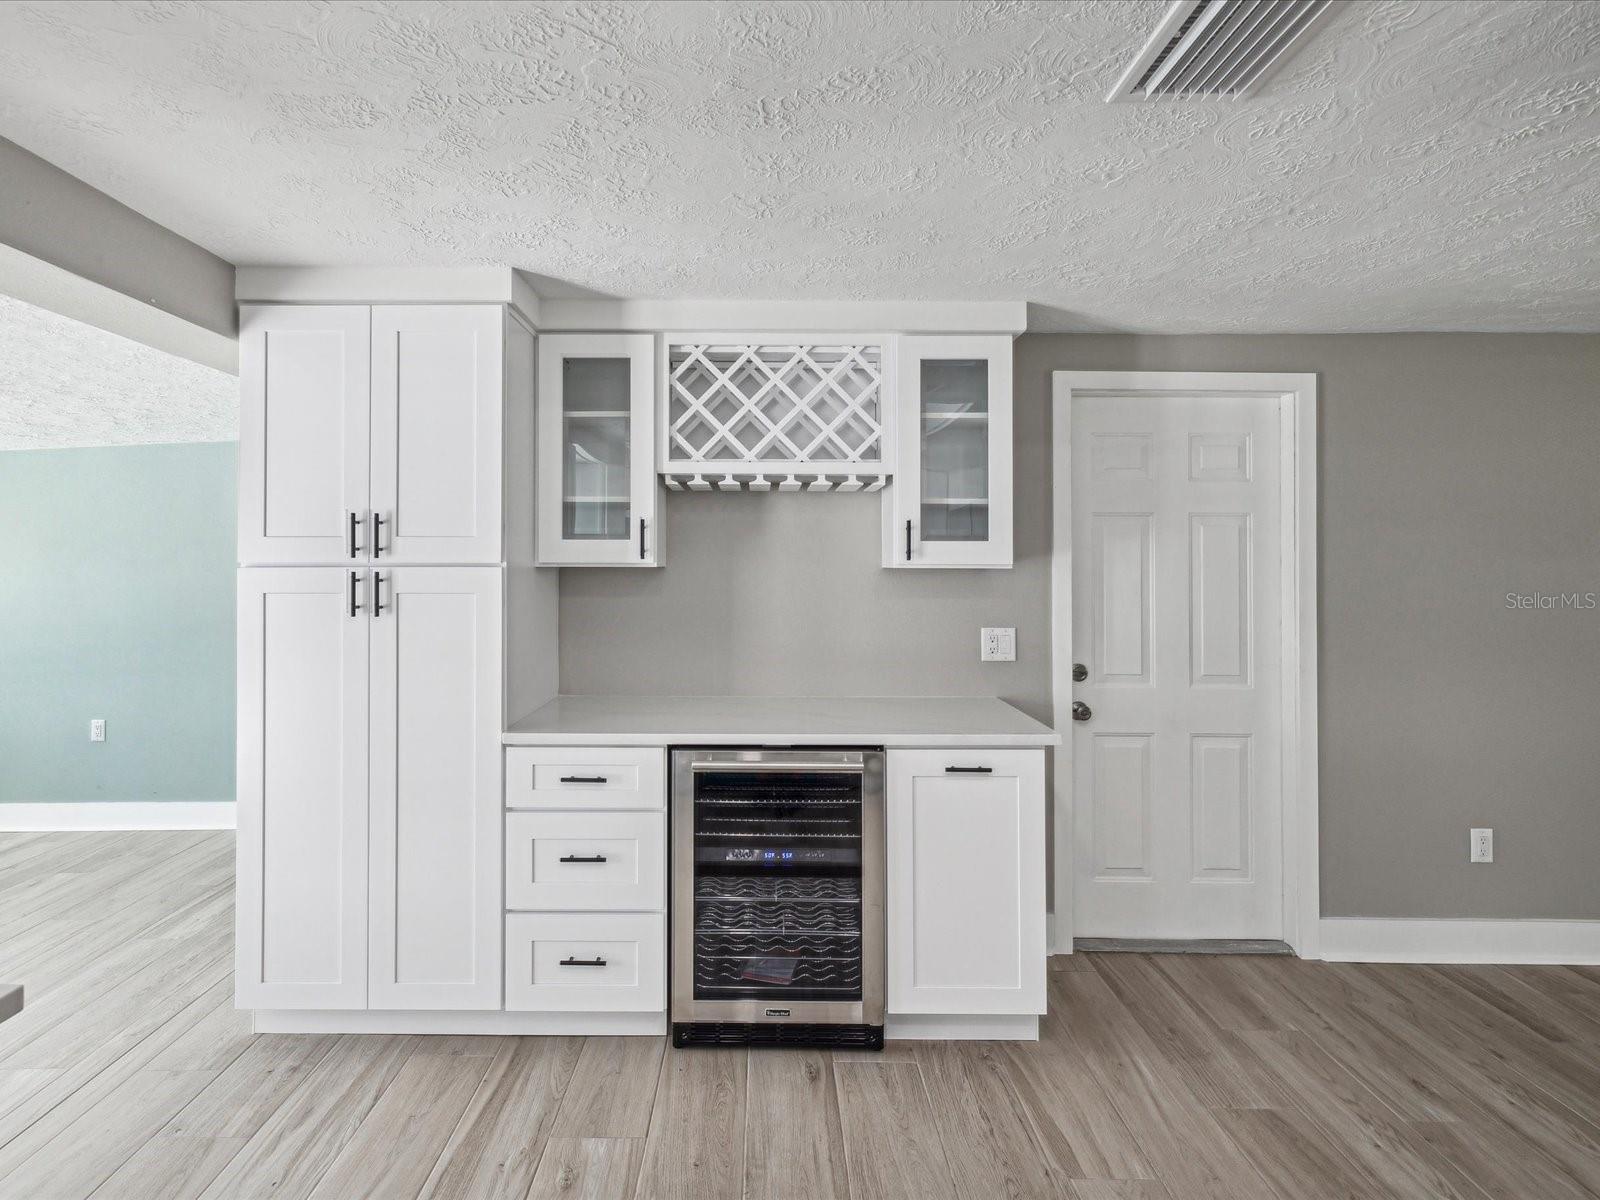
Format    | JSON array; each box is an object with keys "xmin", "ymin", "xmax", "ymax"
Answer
[
  {"xmin": 0, "ymin": 0, "xmax": 1597, "ymax": 332},
  {"xmin": 0, "ymin": 295, "xmax": 237, "ymax": 450}
]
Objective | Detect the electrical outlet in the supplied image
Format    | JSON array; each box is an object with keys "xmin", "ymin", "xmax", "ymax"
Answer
[
  {"xmin": 89, "ymin": 719, "xmax": 106, "ymax": 743},
  {"xmin": 981, "ymin": 627, "xmax": 1016, "ymax": 662},
  {"xmin": 1470, "ymin": 827, "xmax": 1493, "ymax": 863}
]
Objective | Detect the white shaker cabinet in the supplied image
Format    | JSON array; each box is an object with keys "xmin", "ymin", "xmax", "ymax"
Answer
[
  {"xmin": 884, "ymin": 335, "xmax": 1014, "ymax": 568},
  {"xmin": 370, "ymin": 306, "xmax": 505, "ymax": 565},
  {"xmin": 239, "ymin": 307, "xmax": 371, "ymax": 566},
  {"xmin": 886, "ymin": 748, "xmax": 1046, "ymax": 1015},
  {"xmin": 240, "ymin": 304, "xmax": 511, "ymax": 567},
  {"xmin": 236, "ymin": 568, "xmax": 370, "ymax": 1009},
  {"xmin": 368, "ymin": 567, "xmax": 503, "ymax": 1010},
  {"xmin": 536, "ymin": 333, "xmax": 660, "ymax": 566},
  {"xmin": 237, "ymin": 566, "xmax": 503, "ymax": 1012}
]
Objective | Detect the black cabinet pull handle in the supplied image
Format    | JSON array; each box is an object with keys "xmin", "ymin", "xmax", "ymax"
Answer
[
  {"xmin": 372, "ymin": 512, "xmax": 386, "ymax": 558},
  {"xmin": 348, "ymin": 570, "xmax": 362, "ymax": 618},
  {"xmin": 348, "ymin": 511, "xmax": 362, "ymax": 559},
  {"xmin": 945, "ymin": 765, "xmax": 993, "ymax": 774},
  {"xmin": 905, "ymin": 518, "xmax": 912, "ymax": 562},
  {"xmin": 559, "ymin": 775, "xmax": 607, "ymax": 784},
  {"xmin": 639, "ymin": 517, "xmax": 646, "ymax": 560},
  {"xmin": 558, "ymin": 854, "xmax": 608, "ymax": 864},
  {"xmin": 373, "ymin": 571, "xmax": 386, "ymax": 617},
  {"xmin": 559, "ymin": 956, "xmax": 607, "ymax": 967}
]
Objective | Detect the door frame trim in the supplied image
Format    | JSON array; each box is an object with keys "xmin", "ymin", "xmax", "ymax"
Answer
[{"xmin": 1050, "ymin": 371, "xmax": 1319, "ymax": 958}]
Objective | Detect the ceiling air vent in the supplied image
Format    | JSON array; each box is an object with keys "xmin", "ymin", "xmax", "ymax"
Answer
[{"xmin": 1107, "ymin": 0, "xmax": 1342, "ymax": 101}]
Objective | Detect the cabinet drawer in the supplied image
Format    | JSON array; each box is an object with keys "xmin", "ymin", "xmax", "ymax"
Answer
[
  {"xmin": 505, "ymin": 912, "xmax": 665, "ymax": 1012},
  {"xmin": 504, "ymin": 747, "xmax": 665, "ymax": 810},
  {"xmin": 505, "ymin": 811, "xmax": 665, "ymax": 911}
]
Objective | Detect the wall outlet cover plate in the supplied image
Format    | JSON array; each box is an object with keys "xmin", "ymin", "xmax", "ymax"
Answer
[{"xmin": 981, "ymin": 627, "xmax": 1016, "ymax": 662}]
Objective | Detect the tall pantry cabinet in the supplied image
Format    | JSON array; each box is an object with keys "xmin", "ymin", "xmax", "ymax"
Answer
[{"xmin": 236, "ymin": 303, "xmax": 536, "ymax": 1012}]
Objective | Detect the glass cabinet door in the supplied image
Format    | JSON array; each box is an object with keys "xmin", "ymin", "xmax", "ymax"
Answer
[
  {"xmin": 920, "ymin": 358, "xmax": 990, "ymax": 543},
  {"xmin": 888, "ymin": 335, "xmax": 1013, "ymax": 568},
  {"xmin": 538, "ymin": 333, "xmax": 659, "ymax": 566},
  {"xmin": 561, "ymin": 357, "xmax": 632, "ymax": 540}
]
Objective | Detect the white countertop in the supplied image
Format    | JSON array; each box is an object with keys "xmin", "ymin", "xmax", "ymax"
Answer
[{"xmin": 503, "ymin": 695, "xmax": 1060, "ymax": 748}]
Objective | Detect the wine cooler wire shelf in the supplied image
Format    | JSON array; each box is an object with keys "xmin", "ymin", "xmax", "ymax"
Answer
[
  {"xmin": 695, "ymin": 964, "xmax": 862, "ymax": 993},
  {"xmin": 696, "ymin": 900, "xmax": 860, "ymax": 934},
  {"xmin": 695, "ymin": 875, "xmax": 860, "ymax": 902},
  {"xmin": 694, "ymin": 795, "xmax": 858, "ymax": 807},
  {"xmin": 696, "ymin": 932, "xmax": 861, "ymax": 958},
  {"xmin": 700, "ymin": 815, "xmax": 854, "ymax": 828},
  {"xmin": 694, "ymin": 777, "xmax": 860, "ymax": 801},
  {"xmin": 695, "ymin": 830, "xmax": 859, "ymax": 840}
]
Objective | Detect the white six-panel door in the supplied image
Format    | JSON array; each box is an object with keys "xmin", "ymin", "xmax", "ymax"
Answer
[
  {"xmin": 1072, "ymin": 393, "xmax": 1283, "ymax": 939},
  {"xmin": 887, "ymin": 749, "xmax": 1045, "ymax": 1014},
  {"xmin": 368, "ymin": 567, "xmax": 503, "ymax": 1009},
  {"xmin": 236, "ymin": 568, "xmax": 369, "ymax": 1008},
  {"xmin": 370, "ymin": 306, "xmax": 504, "ymax": 565},
  {"xmin": 238, "ymin": 307, "xmax": 370, "ymax": 566}
]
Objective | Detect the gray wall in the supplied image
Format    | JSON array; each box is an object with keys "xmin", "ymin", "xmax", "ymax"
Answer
[
  {"xmin": 0, "ymin": 442, "xmax": 238, "ymax": 806},
  {"xmin": 558, "ymin": 333, "xmax": 1600, "ymax": 921},
  {"xmin": 0, "ymin": 136, "xmax": 235, "ymax": 341}
]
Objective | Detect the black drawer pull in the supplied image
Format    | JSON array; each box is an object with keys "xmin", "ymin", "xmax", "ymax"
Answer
[
  {"xmin": 559, "ymin": 956, "xmax": 607, "ymax": 967},
  {"xmin": 945, "ymin": 765, "xmax": 994, "ymax": 774},
  {"xmin": 558, "ymin": 854, "xmax": 608, "ymax": 864},
  {"xmin": 559, "ymin": 775, "xmax": 607, "ymax": 784}
]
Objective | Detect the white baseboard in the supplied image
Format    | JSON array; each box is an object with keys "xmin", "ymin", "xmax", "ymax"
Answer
[
  {"xmin": 885, "ymin": 1014, "xmax": 1038, "ymax": 1041},
  {"xmin": 1320, "ymin": 918, "xmax": 1600, "ymax": 965},
  {"xmin": 251, "ymin": 1008, "xmax": 664, "ymax": 1036},
  {"xmin": 0, "ymin": 801, "xmax": 236, "ymax": 832}
]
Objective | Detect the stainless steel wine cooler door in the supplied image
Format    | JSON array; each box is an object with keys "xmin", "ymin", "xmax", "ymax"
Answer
[{"xmin": 670, "ymin": 748, "xmax": 885, "ymax": 1031}]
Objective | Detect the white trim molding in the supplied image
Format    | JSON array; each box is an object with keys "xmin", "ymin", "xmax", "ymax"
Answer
[
  {"xmin": 1050, "ymin": 371, "xmax": 1320, "ymax": 958},
  {"xmin": 0, "ymin": 801, "xmax": 236, "ymax": 831},
  {"xmin": 536, "ymin": 297, "xmax": 1027, "ymax": 335},
  {"xmin": 1320, "ymin": 918, "xmax": 1600, "ymax": 965},
  {"xmin": 234, "ymin": 266, "xmax": 540, "ymax": 326}
]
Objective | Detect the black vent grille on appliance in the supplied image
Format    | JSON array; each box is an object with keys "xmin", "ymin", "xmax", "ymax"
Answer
[{"xmin": 673, "ymin": 1021, "xmax": 884, "ymax": 1050}]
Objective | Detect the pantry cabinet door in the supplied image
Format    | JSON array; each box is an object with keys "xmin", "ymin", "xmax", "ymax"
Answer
[
  {"xmin": 536, "ymin": 333, "xmax": 660, "ymax": 566},
  {"xmin": 368, "ymin": 566, "xmax": 503, "ymax": 1009},
  {"xmin": 370, "ymin": 306, "xmax": 503, "ymax": 565},
  {"xmin": 885, "ymin": 335, "xmax": 1013, "ymax": 568},
  {"xmin": 886, "ymin": 748, "xmax": 1045, "ymax": 1014},
  {"xmin": 239, "ymin": 306, "xmax": 370, "ymax": 565},
  {"xmin": 236, "ymin": 567, "xmax": 369, "ymax": 1008}
]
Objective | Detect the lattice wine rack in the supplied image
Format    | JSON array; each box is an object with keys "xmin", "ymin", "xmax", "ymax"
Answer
[{"xmin": 661, "ymin": 338, "xmax": 894, "ymax": 491}]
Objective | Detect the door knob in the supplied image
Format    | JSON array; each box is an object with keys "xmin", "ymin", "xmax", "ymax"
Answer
[
  {"xmin": 1072, "ymin": 701, "xmax": 1092, "ymax": 722},
  {"xmin": 1072, "ymin": 662, "xmax": 1087, "ymax": 682}
]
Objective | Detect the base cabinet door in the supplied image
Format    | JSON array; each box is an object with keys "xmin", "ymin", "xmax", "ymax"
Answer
[
  {"xmin": 368, "ymin": 567, "xmax": 503, "ymax": 1009},
  {"xmin": 236, "ymin": 568, "xmax": 369, "ymax": 1008},
  {"xmin": 886, "ymin": 748, "xmax": 1045, "ymax": 1014}
]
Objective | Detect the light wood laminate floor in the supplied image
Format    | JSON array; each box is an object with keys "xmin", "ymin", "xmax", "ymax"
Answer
[{"xmin": 2, "ymin": 831, "xmax": 1599, "ymax": 1199}]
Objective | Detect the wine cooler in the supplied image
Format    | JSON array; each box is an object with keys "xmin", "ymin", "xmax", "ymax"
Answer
[{"xmin": 670, "ymin": 748, "xmax": 885, "ymax": 1049}]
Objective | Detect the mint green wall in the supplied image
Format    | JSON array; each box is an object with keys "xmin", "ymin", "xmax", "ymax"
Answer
[{"xmin": 0, "ymin": 441, "xmax": 237, "ymax": 804}]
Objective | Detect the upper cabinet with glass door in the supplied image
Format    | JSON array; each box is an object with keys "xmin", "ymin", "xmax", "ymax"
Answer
[
  {"xmin": 537, "ymin": 333, "xmax": 660, "ymax": 566},
  {"xmin": 884, "ymin": 335, "xmax": 1013, "ymax": 568}
]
